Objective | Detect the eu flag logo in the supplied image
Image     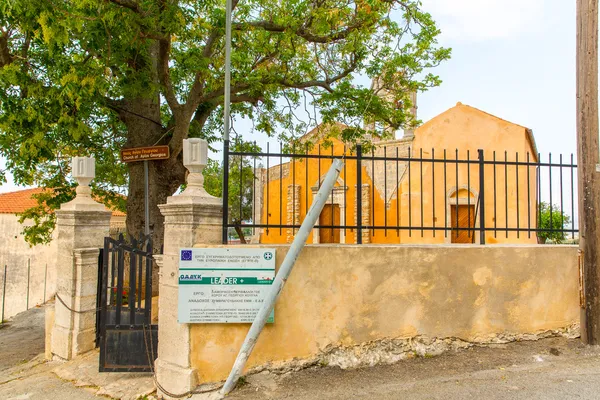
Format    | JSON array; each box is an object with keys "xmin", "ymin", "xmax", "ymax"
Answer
[{"xmin": 181, "ymin": 250, "xmax": 192, "ymax": 261}]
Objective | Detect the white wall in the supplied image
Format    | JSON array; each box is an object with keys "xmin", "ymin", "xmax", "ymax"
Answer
[{"xmin": 0, "ymin": 214, "xmax": 57, "ymax": 320}]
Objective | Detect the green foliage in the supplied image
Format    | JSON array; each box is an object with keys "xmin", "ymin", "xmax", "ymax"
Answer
[
  {"xmin": 538, "ymin": 202, "xmax": 572, "ymax": 244},
  {"xmin": 0, "ymin": 0, "xmax": 450, "ymax": 243},
  {"xmin": 230, "ymin": 226, "xmax": 253, "ymax": 240},
  {"xmin": 202, "ymin": 159, "xmax": 223, "ymax": 198},
  {"xmin": 18, "ymin": 188, "xmax": 72, "ymax": 246}
]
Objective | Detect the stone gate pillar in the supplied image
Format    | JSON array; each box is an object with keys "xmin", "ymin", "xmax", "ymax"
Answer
[
  {"xmin": 51, "ymin": 157, "xmax": 111, "ymax": 360},
  {"xmin": 155, "ymin": 139, "xmax": 222, "ymax": 398}
]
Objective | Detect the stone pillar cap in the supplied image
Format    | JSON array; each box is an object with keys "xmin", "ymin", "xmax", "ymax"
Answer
[
  {"xmin": 167, "ymin": 138, "xmax": 221, "ymax": 205},
  {"xmin": 61, "ymin": 156, "xmax": 107, "ymax": 212}
]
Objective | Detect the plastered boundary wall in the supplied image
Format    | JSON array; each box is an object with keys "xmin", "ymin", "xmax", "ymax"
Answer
[
  {"xmin": 0, "ymin": 214, "xmax": 57, "ymax": 320},
  {"xmin": 185, "ymin": 244, "xmax": 578, "ymax": 383}
]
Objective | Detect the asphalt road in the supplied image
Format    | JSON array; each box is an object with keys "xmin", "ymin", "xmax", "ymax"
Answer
[
  {"xmin": 4, "ymin": 307, "xmax": 600, "ymax": 400},
  {"xmin": 0, "ymin": 306, "xmax": 104, "ymax": 400},
  {"xmin": 0, "ymin": 305, "xmax": 45, "ymax": 372}
]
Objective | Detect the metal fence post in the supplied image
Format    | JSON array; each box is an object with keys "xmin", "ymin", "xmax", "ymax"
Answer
[
  {"xmin": 1, "ymin": 265, "xmax": 6, "ymax": 322},
  {"xmin": 222, "ymin": 139, "xmax": 230, "ymax": 244},
  {"xmin": 26, "ymin": 258, "xmax": 30, "ymax": 310},
  {"xmin": 356, "ymin": 144, "xmax": 363, "ymax": 244},
  {"xmin": 43, "ymin": 263, "xmax": 47, "ymax": 303},
  {"xmin": 96, "ymin": 248, "xmax": 104, "ymax": 348},
  {"xmin": 478, "ymin": 149, "xmax": 486, "ymax": 244}
]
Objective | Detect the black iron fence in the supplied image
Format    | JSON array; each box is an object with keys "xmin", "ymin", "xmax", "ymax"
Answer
[{"xmin": 222, "ymin": 141, "xmax": 578, "ymax": 245}]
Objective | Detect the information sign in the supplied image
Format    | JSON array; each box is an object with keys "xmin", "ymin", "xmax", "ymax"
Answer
[
  {"xmin": 178, "ymin": 248, "xmax": 276, "ymax": 323},
  {"xmin": 120, "ymin": 145, "xmax": 170, "ymax": 163}
]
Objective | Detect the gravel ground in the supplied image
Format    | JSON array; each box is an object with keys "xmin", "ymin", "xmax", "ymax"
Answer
[{"xmin": 228, "ymin": 336, "xmax": 600, "ymax": 400}]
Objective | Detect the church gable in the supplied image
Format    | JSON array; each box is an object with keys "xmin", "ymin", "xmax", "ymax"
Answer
[{"xmin": 414, "ymin": 102, "xmax": 537, "ymax": 159}]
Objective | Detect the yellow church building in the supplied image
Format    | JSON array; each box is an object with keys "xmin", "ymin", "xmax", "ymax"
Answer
[{"xmin": 254, "ymin": 102, "xmax": 540, "ymax": 245}]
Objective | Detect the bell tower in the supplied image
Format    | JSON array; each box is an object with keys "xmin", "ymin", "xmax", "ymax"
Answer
[
  {"xmin": 403, "ymin": 91, "xmax": 417, "ymax": 140},
  {"xmin": 364, "ymin": 76, "xmax": 417, "ymax": 140}
]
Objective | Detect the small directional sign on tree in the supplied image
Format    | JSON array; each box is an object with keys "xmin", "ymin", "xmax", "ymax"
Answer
[{"xmin": 120, "ymin": 146, "xmax": 170, "ymax": 163}]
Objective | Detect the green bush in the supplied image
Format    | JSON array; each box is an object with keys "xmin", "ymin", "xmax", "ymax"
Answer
[{"xmin": 538, "ymin": 202, "xmax": 572, "ymax": 244}]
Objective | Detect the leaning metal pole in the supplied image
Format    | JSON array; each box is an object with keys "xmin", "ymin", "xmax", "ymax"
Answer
[{"xmin": 221, "ymin": 159, "xmax": 344, "ymax": 395}]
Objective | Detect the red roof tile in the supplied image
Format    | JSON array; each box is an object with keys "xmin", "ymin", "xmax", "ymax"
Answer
[
  {"xmin": 0, "ymin": 188, "xmax": 46, "ymax": 214},
  {"xmin": 0, "ymin": 188, "xmax": 125, "ymax": 217}
]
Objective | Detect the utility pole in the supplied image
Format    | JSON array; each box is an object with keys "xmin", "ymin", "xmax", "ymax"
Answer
[
  {"xmin": 221, "ymin": 0, "xmax": 233, "ymax": 244},
  {"xmin": 577, "ymin": 0, "xmax": 600, "ymax": 344}
]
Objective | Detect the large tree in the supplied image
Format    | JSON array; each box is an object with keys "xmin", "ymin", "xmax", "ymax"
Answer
[{"xmin": 0, "ymin": 0, "xmax": 450, "ymax": 251}]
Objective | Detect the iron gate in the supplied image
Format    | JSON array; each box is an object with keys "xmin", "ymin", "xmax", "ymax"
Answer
[{"xmin": 98, "ymin": 234, "xmax": 158, "ymax": 372}]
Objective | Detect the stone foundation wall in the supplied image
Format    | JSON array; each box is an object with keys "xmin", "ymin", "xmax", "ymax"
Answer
[{"xmin": 188, "ymin": 244, "xmax": 579, "ymax": 383}]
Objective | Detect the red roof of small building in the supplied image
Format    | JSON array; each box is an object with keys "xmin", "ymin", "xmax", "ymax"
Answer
[
  {"xmin": 0, "ymin": 188, "xmax": 125, "ymax": 216},
  {"xmin": 0, "ymin": 188, "xmax": 46, "ymax": 214}
]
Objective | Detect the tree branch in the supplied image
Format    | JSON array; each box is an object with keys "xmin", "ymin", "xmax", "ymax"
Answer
[
  {"xmin": 230, "ymin": 93, "xmax": 264, "ymax": 105},
  {"xmin": 192, "ymin": 102, "xmax": 219, "ymax": 126},
  {"xmin": 187, "ymin": 0, "xmax": 241, "ymax": 108},
  {"xmin": 157, "ymin": 36, "xmax": 180, "ymax": 110},
  {"xmin": 169, "ymin": 84, "xmax": 264, "ymax": 159},
  {"xmin": 275, "ymin": 54, "xmax": 358, "ymax": 92},
  {"xmin": 234, "ymin": 19, "xmax": 364, "ymax": 44},
  {"xmin": 19, "ymin": 33, "xmax": 31, "ymax": 98},
  {"xmin": 0, "ymin": 32, "xmax": 13, "ymax": 68},
  {"xmin": 168, "ymin": 101, "xmax": 218, "ymax": 159},
  {"xmin": 202, "ymin": 30, "xmax": 221, "ymax": 58},
  {"xmin": 105, "ymin": 0, "xmax": 141, "ymax": 13}
]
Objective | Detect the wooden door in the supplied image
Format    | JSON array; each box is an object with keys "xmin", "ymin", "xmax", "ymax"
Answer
[
  {"xmin": 451, "ymin": 204, "xmax": 475, "ymax": 243},
  {"xmin": 319, "ymin": 204, "xmax": 340, "ymax": 243}
]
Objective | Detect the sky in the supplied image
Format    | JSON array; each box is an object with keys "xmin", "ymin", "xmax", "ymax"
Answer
[
  {"xmin": 419, "ymin": 0, "xmax": 578, "ymax": 228},
  {"xmin": 419, "ymin": 0, "xmax": 576, "ymax": 157},
  {"xmin": 0, "ymin": 0, "xmax": 580, "ymax": 193}
]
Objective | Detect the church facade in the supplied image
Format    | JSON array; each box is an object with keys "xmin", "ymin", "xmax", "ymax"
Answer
[{"xmin": 254, "ymin": 102, "xmax": 539, "ymax": 245}]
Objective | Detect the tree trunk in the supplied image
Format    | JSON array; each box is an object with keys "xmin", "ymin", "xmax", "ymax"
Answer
[
  {"xmin": 119, "ymin": 96, "xmax": 187, "ymax": 294},
  {"xmin": 126, "ymin": 159, "xmax": 185, "ymax": 251},
  {"xmin": 125, "ymin": 152, "xmax": 186, "ymax": 295},
  {"xmin": 234, "ymin": 225, "xmax": 247, "ymax": 244}
]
